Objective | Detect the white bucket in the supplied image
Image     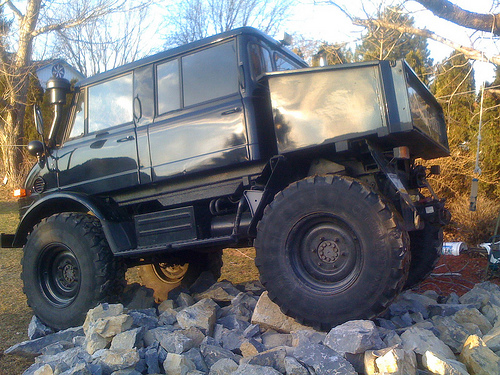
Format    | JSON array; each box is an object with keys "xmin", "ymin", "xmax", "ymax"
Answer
[{"xmin": 442, "ymin": 242, "xmax": 468, "ymax": 256}]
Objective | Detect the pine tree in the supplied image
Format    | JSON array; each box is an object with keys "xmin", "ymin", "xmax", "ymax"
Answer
[{"xmin": 355, "ymin": 7, "xmax": 432, "ymax": 84}]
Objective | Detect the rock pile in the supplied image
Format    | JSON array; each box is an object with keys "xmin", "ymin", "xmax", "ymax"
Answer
[{"xmin": 5, "ymin": 276, "xmax": 500, "ymax": 375}]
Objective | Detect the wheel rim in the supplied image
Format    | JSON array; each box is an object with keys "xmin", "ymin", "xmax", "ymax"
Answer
[
  {"xmin": 287, "ymin": 213, "xmax": 363, "ymax": 293},
  {"xmin": 152, "ymin": 263, "xmax": 189, "ymax": 284},
  {"xmin": 38, "ymin": 243, "xmax": 80, "ymax": 307}
]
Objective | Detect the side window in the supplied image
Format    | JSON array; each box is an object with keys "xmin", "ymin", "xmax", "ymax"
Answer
[
  {"xmin": 249, "ymin": 43, "xmax": 272, "ymax": 79},
  {"xmin": 157, "ymin": 59, "xmax": 181, "ymax": 115},
  {"xmin": 68, "ymin": 90, "xmax": 85, "ymax": 139},
  {"xmin": 88, "ymin": 74, "xmax": 133, "ymax": 133},
  {"xmin": 274, "ymin": 53, "xmax": 300, "ymax": 71},
  {"xmin": 182, "ymin": 41, "xmax": 238, "ymax": 107}
]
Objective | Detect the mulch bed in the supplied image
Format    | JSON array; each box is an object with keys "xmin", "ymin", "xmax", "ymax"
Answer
[{"xmin": 412, "ymin": 251, "xmax": 500, "ymax": 297}]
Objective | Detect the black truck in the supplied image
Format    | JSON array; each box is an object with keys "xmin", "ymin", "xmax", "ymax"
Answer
[{"xmin": 1, "ymin": 27, "xmax": 450, "ymax": 330}]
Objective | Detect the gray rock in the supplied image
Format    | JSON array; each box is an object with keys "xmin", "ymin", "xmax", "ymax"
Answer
[
  {"xmin": 184, "ymin": 347, "xmax": 209, "ymax": 373},
  {"xmin": 200, "ymin": 343, "xmax": 241, "ymax": 368},
  {"xmin": 83, "ymin": 304, "xmax": 124, "ymax": 335},
  {"xmin": 293, "ymin": 342, "xmax": 357, "ymax": 375},
  {"xmin": 5, "ymin": 326, "xmax": 84, "ymax": 358},
  {"xmin": 483, "ymin": 324, "xmax": 500, "ymax": 352},
  {"xmin": 33, "ymin": 364, "xmax": 53, "ymax": 375},
  {"xmin": 459, "ymin": 334, "xmax": 500, "ymax": 375},
  {"xmin": 40, "ymin": 341, "xmax": 74, "ymax": 356},
  {"xmin": 240, "ymin": 338, "xmax": 266, "ymax": 357},
  {"xmin": 128, "ymin": 310, "xmax": 158, "ymax": 330},
  {"xmin": 143, "ymin": 326, "xmax": 177, "ymax": 347},
  {"xmin": 446, "ymin": 293, "xmax": 460, "ymax": 305},
  {"xmin": 163, "ymin": 353, "xmax": 196, "ymax": 375},
  {"xmin": 284, "ymin": 356, "xmax": 309, "ymax": 375},
  {"xmin": 159, "ymin": 308, "xmax": 178, "ymax": 326},
  {"xmin": 452, "ymin": 307, "xmax": 493, "ymax": 335},
  {"xmin": 429, "ymin": 304, "xmax": 476, "ymax": 318},
  {"xmin": 324, "ymin": 320, "xmax": 384, "ymax": 356},
  {"xmin": 110, "ymin": 328, "xmax": 144, "ymax": 351},
  {"xmin": 243, "ymin": 324, "xmax": 260, "ymax": 339},
  {"xmin": 177, "ymin": 292, "xmax": 196, "ymax": 308},
  {"xmin": 364, "ymin": 345, "xmax": 417, "ymax": 375},
  {"xmin": 93, "ymin": 349, "xmax": 140, "ymax": 374},
  {"xmin": 381, "ymin": 330, "xmax": 402, "ymax": 347},
  {"xmin": 177, "ymin": 299, "xmax": 218, "ymax": 335},
  {"xmin": 291, "ymin": 329, "xmax": 326, "ymax": 347},
  {"xmin": 89, "ymin": 314, "xmax": 134, "ymax": 339},
  {"xmin": 221, "ymin": 328, "xmax": 245, "ymax": 352},
  {"xmin": 231, "ymin": 292, "xmax": 258, "ymax": 311},
  {"xmin": 401, "ymin": 326, "xmax": 455, "ymax": 360},
  {"xmin": 232, "ymin": 363, "xmax": 281, "ymax": 375},
  {"xmin": 124, "ymin": 286, "xmax": 155, "ymax": 311},
  {"xmin": 236, "ymin": 280, "xmax": 265, "ymax": 295},
  {"xmin": 217, "ymin": 315, "xmax": 250, "ymax": 331},
  {"xmin": 423, "ymin": 290, "xmax": 439, "ymax": 301},
  {"xmin": 262, "ymin": 331, "xmax": 292, "ymax": 349},
  {"xmin": 251, "ymin": 292, "xmax": 312, "ymax": 334},
  {"xmin": 180, "ymin": 327, "xmax": 205, "ymax": 347},
  {"xmin": 144, "ymin": 347, "xmax": 160, "ymax": 374},
  {"xmin": 58, "ymin": 362, "xmax": 96, "ymax": 375},
  {"xmin": 422, "ymin": 351, "xmax": 469, "ymax": 375},
  {"xmin": 29, "ymin": 316, "xmax": 54, "ymax": 340},
  {"xmin": 110, "ymin": 369, "xmax": 142, "ymax": 375},
  {"xmin": 431, "ymin": 315, "xmax": 473, "ymax": 353},
  {"xmin": 159, "ymin": 331, "xmax": 195, "ymax": 354},
  {"xmin": 240, "ymin": 346, "xmax": 287, "ymax": 373},
  {"xmin": 459, "ymin": 287, "xmax": 491, "ymax": 309},
  {"xmin": 208, "ymin": 358, "xmax": 238, "ymax": 375},
  {"xmin": 194, "ymin": 281, "xmax": 241, "ymax": 303},
  {"xmin": 158, "ymin": 299, "xmax": 175, "ymax": 312},
  {"xmin": 188, "ymin": 271, "xmax": 219, "ymax": 295}
]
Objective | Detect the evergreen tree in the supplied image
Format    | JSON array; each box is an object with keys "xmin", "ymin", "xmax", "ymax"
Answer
[
  {"xmin": 430, "ymin": 52, "xmax": 476, "ymax": 198},
  {"xmin": 474, "ymin": 68, "xmax": 500, "ymax": 198},
  {"xmin": 355, "ymin": 6, "xmax": 432, "ymax": 84}
]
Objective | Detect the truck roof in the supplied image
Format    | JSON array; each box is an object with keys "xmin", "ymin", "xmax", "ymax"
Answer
[{"xmin": 76, "ymin": 27, "xmax": 306, "ymax": 88}]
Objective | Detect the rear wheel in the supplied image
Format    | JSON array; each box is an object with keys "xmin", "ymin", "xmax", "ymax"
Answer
[
  {"xmin": 22, "ymin": 213, "xmax": 124, "ymax": 330},
  {"xmin": 255, "ymin": 175, "xmax": 409, "ymax": 329},
  {"xmin": 137, "ymin": 250, "xmax": 223, "ymax": 302}
]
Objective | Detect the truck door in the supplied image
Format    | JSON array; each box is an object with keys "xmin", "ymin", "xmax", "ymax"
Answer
[
  {"xmin": 56, "ymin": 73, "xmax": 140, "ymax": 194},
  {"xmin": 149, "ymin": 39, "xmax": 248, "ymax": 181}
]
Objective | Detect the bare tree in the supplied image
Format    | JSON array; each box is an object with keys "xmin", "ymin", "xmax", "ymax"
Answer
[
  {"xmin": 165, "ymin": 0, "xmax": 296, "ymax": 46},
  {"xmin": 324, "ymin": 0, "xmax": 500, "ymax": 66},
  {"xmin": 0, "ymin": 0, "xmax": 134, "ymax": 186},
  {"xmin": 52, "ymin": 0, "xmax": 153, "ymax": 76}
]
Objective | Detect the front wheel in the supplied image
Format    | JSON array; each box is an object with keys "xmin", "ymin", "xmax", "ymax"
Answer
[
  {"xmin": 255, "ymin": 175, "xmax": 409, "ymax": 330},
  {"xmin": 22, "ymin": 213, "xmax": 124, "ymax": 330}
]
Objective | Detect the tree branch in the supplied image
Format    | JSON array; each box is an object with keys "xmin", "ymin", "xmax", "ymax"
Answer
[
  {"xmin": 354, "ymin": 17, "xmax": 500, "ymax": 65},
  {"xmin": 4, "ymin": 0, "xmax": 23, "ymax": 22},
  {"xmin": 414, "ymin": 0, "xmax": 500, "ymax": 36}
]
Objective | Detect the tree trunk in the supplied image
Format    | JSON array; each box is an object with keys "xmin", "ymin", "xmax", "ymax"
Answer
[{"xmin": 0, "ymin": 0, "xmax": 41, "ymax": 187}]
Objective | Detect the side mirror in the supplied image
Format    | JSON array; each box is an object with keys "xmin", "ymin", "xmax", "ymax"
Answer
[
  {"xmin": 27, "ymin": 140, "xmax": 45, "ymax": 158},
  {"xmin": 34, "ymin": 105, "xmax": 44, "ymax": 136}
]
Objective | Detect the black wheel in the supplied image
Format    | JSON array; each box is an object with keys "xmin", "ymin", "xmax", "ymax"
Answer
[
  {"xmin": 255, "ymin": 175, "xmax": 409, "ymax": 329},
  {"xmin": 137, "ymin": 250, "xmax": 223, "ymax": 302},
  {"xmin": 22, "ymin": 213, "xmax": 125, "ymax": 330},
  {"xmin": 404, "ymin": 224, "xmax": 443, "ymax": 289}
]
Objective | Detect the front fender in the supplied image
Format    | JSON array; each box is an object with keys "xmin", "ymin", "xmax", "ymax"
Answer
[{"xmin": 13, "ymin": 192, "xmax": 135, "ymax": 253}]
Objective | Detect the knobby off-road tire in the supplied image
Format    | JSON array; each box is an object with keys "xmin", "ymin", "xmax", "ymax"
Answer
[
  {"xmin": 22, "ymin": 213, "xmax": 125, "ymax": 330},
  {"xmin": 255, "ymin": 175, "xmax": 410, "ymax": 330},
  {"xmin": 137, "ymin": 249, "xmax": 223, "ymax": 302},
  {"xmin": 404, "ymin": 224, "xmax": 443, "ymax": 289}
]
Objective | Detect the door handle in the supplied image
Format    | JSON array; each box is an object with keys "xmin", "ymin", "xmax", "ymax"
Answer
[
  {"xmin": 117, "ymin": 135, "xmax": 135, "ymax": 143},
  {"xmin": 221, "ymin": 107, "xmax": 242, "ymax": 116}
]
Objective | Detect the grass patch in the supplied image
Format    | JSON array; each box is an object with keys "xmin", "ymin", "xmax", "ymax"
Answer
[{"xmin": 0, "ymin": 193, "xmax": 34, "ymax": 374}]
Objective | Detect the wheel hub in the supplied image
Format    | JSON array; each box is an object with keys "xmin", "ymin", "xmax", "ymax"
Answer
[
  {"xmin": 61, "ymin": 263, "xmax": 76, "ymax": 284},
  {"xmin": 317, "ymin": 240, "xmax": 339, "ymax": 263}
]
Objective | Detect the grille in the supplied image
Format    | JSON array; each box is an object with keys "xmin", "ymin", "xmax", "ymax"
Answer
[{"xmin": 33, "ymin": 177, "xmax": 46, "ymax": 194}]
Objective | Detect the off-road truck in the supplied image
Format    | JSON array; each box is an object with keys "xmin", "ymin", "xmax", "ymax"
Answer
[{"xmin": 1, "ymin": 27, "xmax": 450, "ymax": 330}]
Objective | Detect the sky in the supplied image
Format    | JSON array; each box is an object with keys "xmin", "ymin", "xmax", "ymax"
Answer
[{"xmin": 284, "ymin": 0, "xmax": 499, "ymax": 85}]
